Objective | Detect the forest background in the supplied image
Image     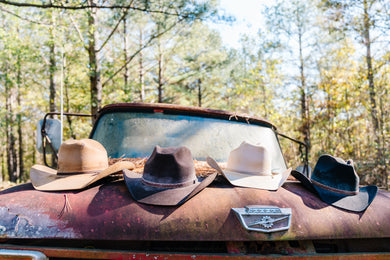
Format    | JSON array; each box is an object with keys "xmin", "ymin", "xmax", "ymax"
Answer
[{"xmin": 0, "ymin": 0, "xmax": 389, "ymax": 189}]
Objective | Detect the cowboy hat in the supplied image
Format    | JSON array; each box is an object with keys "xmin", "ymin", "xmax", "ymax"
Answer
[
  {"xmin": 30, "ymin": 139, "xmax": 135, "ymax": 191},
  {"xmin": 207, "ymin": 141, "xmax": 291, "ymax": 190},
  {"xmin": 291, "ymin": 154, "xmax": 378, "ymax": 212},
  {"xmin": 123, "ymin": 145, "xmax": 217, "ymax": 206}
]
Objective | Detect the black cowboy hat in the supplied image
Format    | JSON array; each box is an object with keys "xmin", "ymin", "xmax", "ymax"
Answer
[
  {"xmin": 292, "ymin": 154, "xmax": 378, "ymax": 212},
  {"xmin": 123, "ymin": 145, "xmax": 217, "ymax": 206}
]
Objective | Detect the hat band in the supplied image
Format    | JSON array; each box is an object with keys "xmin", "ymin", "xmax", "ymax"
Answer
[
  {"xmin": 141, "ymin": 178, "xmax": 197, "ymax": 188},
  {"xmin": 311, "ymin": 179, "xmax": 358, "ymax": 196},
  {"xmin": 57, "ymin": 170, "xmax": 100, "ymax": 176},
  {"xmin": 225, "ymin": 168, "xmax": 272, "ymax": 176}
]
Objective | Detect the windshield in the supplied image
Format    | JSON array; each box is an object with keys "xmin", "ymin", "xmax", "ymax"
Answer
[{"xmin": 91, "ymin": 112, "xmax": 287, "ymax": 171}]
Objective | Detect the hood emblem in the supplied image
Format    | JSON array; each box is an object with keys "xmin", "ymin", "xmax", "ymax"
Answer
[{"xmin": 232, "ymin": 205, "xmax": 291, "ymax": 233}]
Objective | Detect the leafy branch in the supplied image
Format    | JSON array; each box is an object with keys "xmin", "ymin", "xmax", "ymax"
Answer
[
  {"xmin": 0, "ymin": 5, "xmax": 50, "ymax": 25},
  {"xmin": 102, "ymin": 18, "xmax": 184, "ymax": 88},
  {"xmin": 0, "ymin": 0, "xmax": 200, "ymax": 19}
]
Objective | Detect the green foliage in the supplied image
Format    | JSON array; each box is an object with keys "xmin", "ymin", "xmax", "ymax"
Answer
[{"xmin": 0, "ymin": 0, "xmax": 388, "ymax": 188}]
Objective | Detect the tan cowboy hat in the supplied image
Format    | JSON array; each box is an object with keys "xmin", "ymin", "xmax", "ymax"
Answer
[
  {"xmin": 207, "ymin": 141, "xmax": 291, "ymax": 190},
  {"xmin": 30, "ymin": 139, "xmax": 135, "ymax": 191}
]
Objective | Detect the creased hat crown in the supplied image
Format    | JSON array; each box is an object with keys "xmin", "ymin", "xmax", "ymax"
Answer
[
  {"xmin": 143, "ymin": 146, "xmax": 196, "ymax": 187},
  {"xmin": 57, "ymin": 139, "xmax": 108, "ymax": 174},
  {"xmin": 227, "ymin": 142, "xmax": 271, "ymax": 175},
  {"xmin": 30, "ymin": 138, "xmax": 135, "ymax": 191},
  {"xmin": 123, "ymin": 145, "xmax": 217, "ymax": 206},
  {"xmin": 291, "ymin": 154, "xmax": 378, "ymax": 212},
  {"xmin": 311, "ymin": 157, "xmax": 359, "ymax": 194}
]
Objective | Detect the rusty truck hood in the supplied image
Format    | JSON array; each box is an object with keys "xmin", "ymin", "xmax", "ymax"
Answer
[{"xmin": 0, "ymin": 179, "xmax": 389, "ymax": 241}]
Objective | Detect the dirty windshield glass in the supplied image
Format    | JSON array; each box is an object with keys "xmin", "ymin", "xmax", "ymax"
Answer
[{"xmin": 91, "ymin": 112, "xmax": 287, "ymax": 171}]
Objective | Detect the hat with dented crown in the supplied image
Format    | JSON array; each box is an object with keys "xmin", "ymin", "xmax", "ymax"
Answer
[
  {"xmin": 30, "ymin": 139, "xmax": 135, "ymax": 191},
  {"xmin": 291, "ymin": 154, "xmax": 378, "ymax": 212},
  {"xmin": 207, "ymin": 141, "xmax": 291, "ymax": 190},
  {"xmin": 123, "ymin": 145, "xmax": 217, "ymax": 206}
]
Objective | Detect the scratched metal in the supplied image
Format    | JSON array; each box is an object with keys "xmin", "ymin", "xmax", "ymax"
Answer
[
  {"xmin": 0, "ymin": 181, "xmax": 389, "ymax": 241},
  {"xmin": 0, "ymin": 243, "xmax": 389, "ymax": 259}
]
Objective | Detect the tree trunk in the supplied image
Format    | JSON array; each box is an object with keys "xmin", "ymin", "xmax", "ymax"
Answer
[
  {"xmin": 49, "ymin": 44, "xmax": 57, "ymax": 169},
  {"xmin": 261, "ymin": 84, "xmax": 268, "ymax": 119},
  {"xmin": 5, "ymin": 67, "xmax": 18, "ymax": 183},
  {"xmin": 16, "ymin": 53, "xmax": 24, "ymax": 181},
  {"xmin": 378, "ymin": 87, "xmax": 388, "ymax": 189},
  {"xmin": 157, "ymin": 42, "xmax": 164, "ymax": 103},
  {"xmin": 32, "ymin": 132, "xmax": 36, "ymax": 165},
  {"xmin": 17, "ymin": 114, "xmax": 23, "ymax": 181},
  {"xmin": 88, "ymin": 0, "xmax": 102, "ymax": 120},
  {"xmin": 49, "ymin": 10, "xmax": 57, "ymax": 118},
  {"xmin": 139, "ymin": 28, "xmax": 145, "ymax": 102},
  {"xmin": 123, "ymin": 17, "xmax": 130, "ymax": 98},
  {"xmin": 363, "ymin": 0, "xmax": 383, "ymax": 183},
  {"xmin": 197, "ymin": 79, "xmax": 202, "ymax": 107},
  {"xmin": 63, "ymin": 55, "xmax": 76, "ymax": 139},
  {"xmin": 297, "ymin": 12, "xmax": 311, "ymax": 152},
  {"xmin": 49, "ymin": 41, "xmax": 56, "ymax": 116},
  {"xmin": 0, "ymin": 152, "xmax": 3, "ymax": 183},
  {"xmin": 1, "ymin": 151, "xmax": 5, "ymax": 183},
  {"xmin": 48, "ymin": 15, "xmax": 57, "ymax": 166}
]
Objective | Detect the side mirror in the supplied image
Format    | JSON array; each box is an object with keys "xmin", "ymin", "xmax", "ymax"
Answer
[
  {"xmin": 36, "ymin": 112, "xmax": 93, "ymax": 167},
  {"xmin": 37, "ymin": 118, "xmax": 62, "ymax": 154}
]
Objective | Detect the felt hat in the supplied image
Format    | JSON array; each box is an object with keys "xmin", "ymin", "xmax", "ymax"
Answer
[
  {"xmin": 123, "ymin": 145, "xmax": 217, "ymax": 206},
  {"xmin": 291, "ymin": 154, "xmax": 378, "ymax": 212},
  {"xmin": 30, "ymin": 139, "xmax": 135, "ymax": 191},
  {"xmin": 207, "ymin": 141, "xmax": 291, "ymax": 190}
]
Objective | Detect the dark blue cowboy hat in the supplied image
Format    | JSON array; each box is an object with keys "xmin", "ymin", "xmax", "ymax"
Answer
[{"xmin": 292, "ymin": 154, "xmax": 377, "ymax": 212}]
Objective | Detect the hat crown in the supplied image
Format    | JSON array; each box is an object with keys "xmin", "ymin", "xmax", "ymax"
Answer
[
  {"xmin": 143, "ymin": 146, "xmax": 196, "ymax": 186},
  {"xmin": 311, "ymin": 155, "xmax": 359, "ymax": 193},
  {"xmin": 57, "ymin": 139, "xmax": 109, "ymax": 174},
  {"xmin": 227, "ymin": 142, "xmax": 271, "ymax": 175}
]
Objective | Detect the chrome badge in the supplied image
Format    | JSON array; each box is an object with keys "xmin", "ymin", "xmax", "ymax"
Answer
[{"xmin": 232, "ymin": 205, "xmax": 291, "ymax": 233}]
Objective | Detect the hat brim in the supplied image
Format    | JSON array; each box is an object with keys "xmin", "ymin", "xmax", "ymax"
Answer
[
  {"xmin": 313, "ymin": 184, "xmax": 378, "ymax": 212},
  {"xmin": 222, "ymin": 168, "xmax": 291, "ymax": 190},
  {"xmin": 206, "ymin": 156, "xmax": 291, "ymax": 190},
  {"xmin": 291, "ymin": 170, "xmax": 318, "ymax": 194},
  {"xmin": 123, "ymin": 169, "xmax": 217, "ymax": 206},
  {"xmin": 30, "ymin": 161, "xmax": 135, "ymax": 191},
  {"xmin": 291, "ymin": 169, "xmax": 378, "ymax": 212}
]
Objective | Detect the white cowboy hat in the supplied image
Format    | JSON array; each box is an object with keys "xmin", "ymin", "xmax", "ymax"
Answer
[
  {"xmin": 30, "ymin": 139, "xmax": 135, "ymax": 191},
  {"xmin": 207, "ymin": 141, "xmax": 291, "ymax": 190}
]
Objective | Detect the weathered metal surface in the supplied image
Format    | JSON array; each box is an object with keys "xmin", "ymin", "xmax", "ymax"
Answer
[
  {"xmin": 91, "ymin": 102, "xmax": 278, "ymax": 134},
  {"xmin": 0, "ymin": 244, "xmax": 389, "ymax": 259},
  {"xmin": 0, "ymin": 180, "xmax": 389, "ymax": 241}
]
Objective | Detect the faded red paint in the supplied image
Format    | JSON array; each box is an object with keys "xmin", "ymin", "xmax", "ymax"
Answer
[
  {"xmin": 0, "ymin": 244, "xmax": 389, "ymax": 259},
  {"xmin": 0, "ymin": 181, "xmax": 389, "ymax": 241}
]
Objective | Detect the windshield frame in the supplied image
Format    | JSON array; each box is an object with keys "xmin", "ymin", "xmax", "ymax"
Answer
[
  {"xmin": 91, "ymin": 103, "xmax": 277, "ymax": 131},
  {"xmin": 90, "ymin": 103, "xmax": 287, "ymax": 168}
]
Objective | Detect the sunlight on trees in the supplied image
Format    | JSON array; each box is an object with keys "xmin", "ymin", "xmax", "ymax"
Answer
[{"xmin": 0, "ymin": 0, "xmax": 388, "ymax": 189}]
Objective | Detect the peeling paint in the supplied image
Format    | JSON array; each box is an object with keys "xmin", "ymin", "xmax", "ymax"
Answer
[
  {"xmin": 0, "ymin": 182, "xmax": 389, "ymax": 241},
  {"xmin": 0, "ymin": 206, "xmax": 80, "ymax": 239}
]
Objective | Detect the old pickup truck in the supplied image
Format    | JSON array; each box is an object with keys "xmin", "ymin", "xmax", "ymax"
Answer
[{"xmin": 0, "ymin": 102, "xmax": 389, "ymax": 259}]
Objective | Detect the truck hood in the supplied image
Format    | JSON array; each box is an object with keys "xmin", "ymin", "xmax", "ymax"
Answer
[{"xmin": 0, "ymin": 179, "xmax": 389, "ymax": 241}]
